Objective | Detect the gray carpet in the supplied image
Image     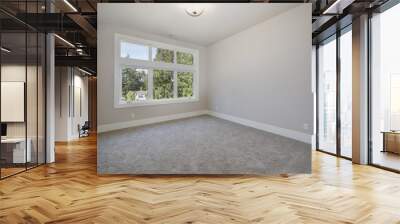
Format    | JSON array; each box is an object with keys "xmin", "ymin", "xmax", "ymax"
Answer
[{"xmin": 98, "ymin": 115, "xmax": 311, "ymax": 175}]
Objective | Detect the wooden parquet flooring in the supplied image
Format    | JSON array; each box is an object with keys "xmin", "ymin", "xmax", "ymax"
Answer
[{"xmin": 1, "ymin": 135, "xmax": 400, "ymax": 223}]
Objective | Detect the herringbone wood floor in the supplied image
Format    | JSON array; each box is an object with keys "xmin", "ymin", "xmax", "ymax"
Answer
[{"xmin": 1, "ymin": 135, "xmax": 400, "ymax": 224}]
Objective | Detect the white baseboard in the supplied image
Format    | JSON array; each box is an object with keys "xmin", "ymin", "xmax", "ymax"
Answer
[
  {"xmin": 98, "ymin": 109, "xmax": 311, "ymax": 144},
  {"xmin": 207, "ymin": 111, "xmax": 311, "ymax": 144},
  {"xmin": 98, "ymin": 110, "xmax": 208, "ymax": 133}
]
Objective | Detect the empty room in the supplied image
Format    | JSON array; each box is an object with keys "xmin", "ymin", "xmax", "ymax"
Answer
[
  {"xmin": 1, "ymin": 1, "xmax": 400, "ymax": 223},
  {"xmin": 97, "ymin": 3, "xmax": 313, "ymax": 175}
]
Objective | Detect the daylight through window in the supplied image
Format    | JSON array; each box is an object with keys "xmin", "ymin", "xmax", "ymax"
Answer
[{"xmin": 115, "ymin": 34, "xmax": 199, "ymax": 107}]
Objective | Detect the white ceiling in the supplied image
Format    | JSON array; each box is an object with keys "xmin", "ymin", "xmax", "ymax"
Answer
[{"xmin": 98, "ymin": 3, "xmax": 299, "ymax": 46}]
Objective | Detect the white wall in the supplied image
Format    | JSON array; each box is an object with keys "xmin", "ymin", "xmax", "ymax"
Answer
[
  {"xmin": 71, "ymin": 74, "xmax": 89, "ymax": 138},
  {"xmin": 97, "ymin": 16, "xmax": 208, "ymax": 127},
  {"xmin": 1, "ymin": 63, "xmax": 47, "ymax": 164},
  {"xmin": 207, "ymin": 4, "xmax": 312, "ymax": 137},
  {"xmin": 1, "ymin": 65, "xmax": 40, "ymax": 138},
  {"xmin": 55, "ymin": 67, "xmax": 89, "ymax": 141},
  {"xmin": 55, "ymin": 67, "xmax": 70, "ymax": 141}
]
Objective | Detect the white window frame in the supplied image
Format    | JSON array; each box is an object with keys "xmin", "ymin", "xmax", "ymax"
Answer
[{"xmin": 114, "ymin": 33, "xmax": 199, "ymax": 108}]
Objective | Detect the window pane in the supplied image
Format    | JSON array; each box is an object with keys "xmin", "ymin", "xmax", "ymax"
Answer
[
  {"xmin": 177, "ymin": 72, "xmax": 193, "ymax": 98},
  {"xmin": 152, "ymin": 48, "xmax": 174, "ymax": 63},
  {"xmin": 318, "ymin": 37, "xmax": 337, "ymax": 155},
  {"xmin": 340, "ymin": 29, "xmax": 352, "ymax": 158},
  {"xmin": 177, "ymin": 51, "xmax": 193, "ymax": 65},
  {"xmin": 371, "ymin": 3, "xmax": 400, "ymax": 171},
  {"xmin": 120, "ymin": 42, "xmax": 149, "ymax": 60},
  {"xmin": 153, "ymin": 70, "xmax": 173, "ymax": 99},
  {"xmin": 121, "ymin": 67, "xmax": 148, "ymax": 103},
  {"xmin": 391, "ymin": 75, "xmax": 400, "ymax": 128},
  {"xmin": 1, "ymin": 31, "xmax": 27, "ymax": 177}
]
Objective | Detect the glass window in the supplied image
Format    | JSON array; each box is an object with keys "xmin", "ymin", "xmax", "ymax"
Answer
[
  {"xmin": 0, "ymin": 1, "xmax": 46, "ymax": 179},
  {"xmin": 177, "ymin": 51, "xmax": 193, "ymax": 65},
  {"xmin": 318, "ymin": 36, "xmax": 337, "ymax": 155},
  {"xmin": 121, "ymin": 67, "xmax": 148, "ymax": 103},
  {"xmin": 177, "ymin": 72, "xmax": 193, "ymax": 98},
  {"xmin": 371, "ymin": 3, "xmax": 400, "ymax": 171},
  {"xmin": 390, "ymin": 74, "xmax": 400, "ymax": 130},
  {"xmin": 153, "ymin": 70, "xmax": 174, "ymax": 100},
  {"xmin": 152, "ymin": 47, "xmax": 174, "ymax": 63},
  {"xmin": 340, "ymin": 29, "xmax": 352, "ymax": 158},
  {"xmin": 1, "ymin": 31, "xmax": 28, "ymax": 178},
  {"xmin": 115, "ymin": 35, "xmax": 198, "ymax": 107},
  {"xmin": 120, "ymin": 42, "xmax": 149, "ymax": 60}
]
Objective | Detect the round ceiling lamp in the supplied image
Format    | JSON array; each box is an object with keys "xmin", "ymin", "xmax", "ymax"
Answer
[{"xmin": 185, "ymin": 7, "xmax": 204, "ymax": 17}]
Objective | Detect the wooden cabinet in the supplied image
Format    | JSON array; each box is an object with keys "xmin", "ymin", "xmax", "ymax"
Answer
[{"xmin": 382, "ymin": 132, "xmax": 400, "ymax": 154}]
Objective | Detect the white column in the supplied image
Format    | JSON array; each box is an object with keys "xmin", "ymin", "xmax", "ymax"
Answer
[{"xmin": 46, "ymin": 32, "xmax": 55, "ymax": 163}]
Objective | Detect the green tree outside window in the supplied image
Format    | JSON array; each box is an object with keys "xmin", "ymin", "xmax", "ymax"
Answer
[
  {"xmin": 152, "ymin": 48, "xmax": 174, "ymax": 63},
  {"xmin": 178, "ymin": 72, "xmax": 193, "ymax": 98},
  {"xmin": 121, "ymin": 67, "xmax": 148, "ymax": 102},
  {"xmin": 153, "ymin": 70, "xmax": 174, "ymax": 99},
  {"xmin": 177, "ymin": 52, "xmax": 193, "ymax": 65}
]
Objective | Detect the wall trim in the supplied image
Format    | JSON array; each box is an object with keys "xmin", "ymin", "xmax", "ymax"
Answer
[
  {"xmin": 98, "ymin": 110, "xmax": 208, "ymax": 133},
  {"xmin": 207, "ymin": 111, "xmax": 311, "ymax": 144}
]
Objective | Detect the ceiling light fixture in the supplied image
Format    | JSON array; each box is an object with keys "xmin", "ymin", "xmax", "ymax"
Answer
[
  {"xmin": 1, "ymin": 47, "xmax": 11, "ymax": 53},
  {"xmin": 78, "ymin": 67, "xmax": 93, "ymax": 76},
  {"xmin": 322, "ymin": 0, "xmax": 350, "ymax": 14},
  {"xmin": 63, "ymin": 0, "xmax": 78, "ymax": 12},
  {"xmin": 54, "ymin": 34, "xmax": 75, "ymax": 48},
  {"xmin": 185, "ymin": 6, "xmax": 204, "ymax": 17}
]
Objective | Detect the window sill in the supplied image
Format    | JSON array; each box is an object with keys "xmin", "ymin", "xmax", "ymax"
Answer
[{"xmin": 115, "ymin": 97, "xmax": 199, "ymax": 108}]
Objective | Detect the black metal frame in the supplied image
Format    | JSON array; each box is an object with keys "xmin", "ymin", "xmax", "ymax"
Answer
[
  {"xmin": 336, "ymin": 27, "xmax": 341, "ymax": 158},
  {"xmin": 0, "ymin": 0, "xmax": 48, "ymax": 180},
  {"xmin": 367, "ymin": 10, "xmax": 373, "ymax": 166},
  {"xmin": 0, "ymin": 23, "xmax": 2, "ymax": 179},
  {"xmin": 315, "ymin": 23, "xmax": 353, "ymax": 162},
  {"xmin": 315, "ymin": 44, "xmax": 319, "ymax": 152}
]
